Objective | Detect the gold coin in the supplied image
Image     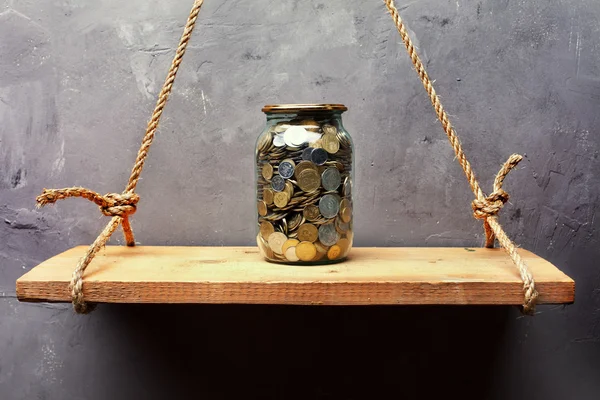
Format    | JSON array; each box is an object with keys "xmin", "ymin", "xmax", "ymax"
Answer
[
  {"xmin": 267, "ymin": 232, "xmax": 287, "ymax": 254},
  {"xmin": 301, "ymin": 119, "xmax": 320, "ymax": 132},
  {"xmin": 297, "ymin": 169, "xmax": 320, "ymax": 192},
  {"xmin": 322, "ymin": 124, "xmax": 337, "ymax": 136},
  {"xmin": 337, "ymin": 238, "xmax": 351, "ymax": 257},
  {"xmin": 312, "ymin": 250, "xmax": 326, "ymax": 261},
  {"xmin": 274, "ymin": 191, "xmax": 290, "ymax": 208},
  {"xmin": 303, "ymin": 204, "xmax": 320, "ymax": 221},
  {"xmin": 327, "ymin": 245, "xmax": 341, "ymax": 260},
  {"xmin": 257, "ymin": 131, "xmax": 273, "ymax": 153},
  {"xmin": 257, "ymin": 200, "xmax": 268, "ymax": 216},
  {"xmin": 295, "ymin": 241, "xmax": 317, "ymax": 261},
  {"xmin": 288, "ymin": 213, "xmax": 303, "ymax": 231},
  {"xmin": 340, "ymin": 206, "xmax": 352, "ymax": 223},
  {"xmin": 284, "ymin": 181, "xmax": 294, "ymax": 198},
  {"xmin": 282, "ymin": 238, "xmax": 300, "ymax": 255},
  {"xmin": 309, "ymin": 139, "xmax": 323, "ymax": 148},
  {"xmin": 297, "ymin": 223, "xmax": 318, "ymax": 242},
  {"xmin": 263, "ymin": 188, "xmax": 274, "ymax": 205},
  {"xmin": 340, "ymin": 198, "xmax": 351, "ymax": 211},
  {"xmin": 313, "ymin": 241, "xmax": 328, "ymax": 261},
  {"xmin": 285, "ymin": 247, "xmax": 300, "ymax": 261},
  {"xmin": 260, "ymin": 221, "xmax": 275, "ymax": 240},
  {"xmin": 322, "ymin": 133, "xmax": 340, "ymax": 154},
  {"xmin": 262, "ymin": 163, "xmax": 273, "ymax": 180},
  {"xmin": 294, "ymin": 160, "xmax": 318, "ymax": 178}
]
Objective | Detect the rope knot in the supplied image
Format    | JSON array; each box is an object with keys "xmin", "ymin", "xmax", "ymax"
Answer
[
  {"xmin": 472, "ymin": 189, "xmax": 509, "ymax": 219},
  {"xmin": 100, "ymin": 192, "xmax": 140, "ymax": 217}
]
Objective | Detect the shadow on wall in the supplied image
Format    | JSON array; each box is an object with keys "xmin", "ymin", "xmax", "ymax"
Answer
[{"xmin": 85, "ymin": 304, "xmax": 513, "ymax": 399}]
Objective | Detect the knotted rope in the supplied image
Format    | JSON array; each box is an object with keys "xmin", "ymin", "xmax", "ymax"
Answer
[
  {"xmin": 383, "ymin": 0, "xmax": 538, "ymax": 313},
  {"xmin": 36, "ymin": 0, "xmax": 205, "ymax": 313}
]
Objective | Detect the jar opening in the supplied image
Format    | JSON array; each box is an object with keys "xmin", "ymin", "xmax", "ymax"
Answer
[{"xmin": 262, "ymin": 104, "xmax": 347, "ymax": 114}]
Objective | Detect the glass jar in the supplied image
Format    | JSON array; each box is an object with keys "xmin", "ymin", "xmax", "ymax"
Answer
[{"xmin": 255, "ymin": 104, "xmax": 354, "ymax": 264}]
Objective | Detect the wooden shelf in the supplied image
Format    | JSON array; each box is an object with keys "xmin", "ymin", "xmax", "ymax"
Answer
[{"xmin": 16, "ymin": 246, "xmax": 574, "ymax": 306}]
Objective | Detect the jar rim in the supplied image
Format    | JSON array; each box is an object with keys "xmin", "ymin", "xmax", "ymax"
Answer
[{"xmin": 262, "ymin": 104, "xmax": 347, "ymax": 113}]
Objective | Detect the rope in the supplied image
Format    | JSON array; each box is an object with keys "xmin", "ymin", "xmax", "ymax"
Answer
[
  {"xmin": 383, "ymin": 0, "xmax": 538, "ymax": 314},
  {"xmin": 36, "ymin": 0, "xmax": 205, "ymax": 313},
  {"xmin": 35, "ymin": 0, "xmax": 538, "ymax": 314}
]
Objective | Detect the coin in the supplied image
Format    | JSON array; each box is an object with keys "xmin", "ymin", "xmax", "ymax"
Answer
[
  {"xmin": 297, "ymin": 169, "xmax": 321, "ymax": 193},
  {"xmin": 318, "ymin": 222, "xmax": 340, "ymax": 246},
  {"xmin": 340, "ymin": 198, "xmax": 351, "ymax": 211},
  {"xmin": 305, "ymin": 131, "xmax": 322, "ymax": 143},
  {"xmin": 303, "ymin": 204, "xmax": 320, "ymax": 221},
  {"xmin": 260, "ymin": 221, "xmax": 275, "ymax": 239},
  {"xmin": 294, "ymin": 160, "xmax": 318, "ymax": 178},
  {"xmin": 273, "ymin": 134, "xmax": 286, "ymax": 147},
  {"xmin": 274, "ymin": 122, "xmax": 289, "ymax": 133},
  {"xmin": 278, "ymin": 160, "xmax": 295, "ymax": 179},
  {"xmin": 302, "ymin": 147, "xmax": 314, "ymax": 161},
  {"xmin": 311, "ymin": 148, "xmax": 328, "ymax": 165},
  {"xmin": 335, "ymin": 216, "xmax": 350, "ymax": 234},
  {"xmin": 337, "ymin": 238, "xmax": 351, "ymax": 257},
  {"xmin": 297, "ymin": 223, "xmax": 318, "ymax": 242},
  {"xmin": 343, "ymin": 176, "xmax": 352, "ymax": 197},
  {"xmin": 288, "ymin": 212, "xmax": 303, "ymax": 231},
  {"xmin": 263, "ymin": 188, "xmax": 274, "ymax": 205},
  {"xmin": 271, "ymin": 175, "xmax": 285, "ymax": 192},
  {"xmin": 282, "ymin": 238, "xmax": 300, "ymax": 255},
  {"xmin": 322, "ymin": 124, "xmax": 337, "ymax": 136},
  {"xmin": 284, "ymin": 126, "xmax": 308, "ymax": 147},
  {"xmin": 257, "ymin": 235, "xmax": 274, "ymax": 258},
  {"xmin": 313, "ymin": 241, "xmax": 328, "ymax": 260},
  {"xmin": 257, "ymin": 200, "xmax": 268, "ymax": 216},
  {"xmin": 327, "ymin": 245, "xmax": 341, "ymax": 260},
  {"xmin": 257, "ymin": 131, "xmax": 273, "ymax": 152},
  {"xmin": 284, "ymin": 181, "xmax": 294, "ymax": 198},
  {"xmin": 274, "ymin": 191, "xmax": 290, "ymax": 208},
  {"xmin": 321, "ymin": 167, "xmax": 341, "ymax": 191},
  {"xmin": 295, "ymin": 241, "xmax": 317, "ymax": 261},
  {"xmin": 301, "ymin": 119, "xmax": 320, "ymax": 132},
  {"xmin": 267, "ymin": 232, "xmax": 287, "ymax": 254},
  {"xmin": 261, "ymin": 163, "xmax": 273, "ymax": 180},
  {"xmin": 322, "ymin": 133, "xmax": 340, "ymax": 154},
  {"xmin": 340, "ymin": 206, "xmax": 352, "ymax": 223},
  {"xmin": 318, "ymin": 194, "xmax": 340, "ymax": 219},
  {"xmin": 285, "ymin": 247, "xmax": 300, "ymax": 261}
]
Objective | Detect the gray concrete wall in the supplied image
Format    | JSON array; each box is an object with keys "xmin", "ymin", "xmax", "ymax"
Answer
[{"xmin": 1, "ymin": 0, "xmax": 599, "ymax": 398}]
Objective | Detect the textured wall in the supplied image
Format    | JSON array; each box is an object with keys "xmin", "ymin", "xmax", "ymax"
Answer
[{"xmin": 1, "ymin": 0, "xmax": 599, "ymax": 398}]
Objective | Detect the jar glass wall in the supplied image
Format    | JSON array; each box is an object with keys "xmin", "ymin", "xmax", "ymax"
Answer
[{"xmin": 255, "ymin": 104, "xmax": 354, "ymax": 264}]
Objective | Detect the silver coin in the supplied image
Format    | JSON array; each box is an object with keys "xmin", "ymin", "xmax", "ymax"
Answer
[
  {"xmin": 318, "ymin": 194, "xmax": 340, "ymax": 219},
  {"xmin": 321, "ymin": 167, "xmax": 341, "ymax": 191},
  {"xmin": 318, "ymin": 222, "xmax": 340, "ymax": 246},
  {"xmin": 284, "ymin": 126, "xmax": 308, "ymax": 147},
  {"xmin": 271, "ymin": 175, "xmax": 286, "ymax": 192},
  {"xmin": 302, "ymin": 147, "xmax": 314, "ymax": 161},
  {"xmin": 343, "ymin": 176, "xmax": 352, "ymax": 197},
  {"xmin": 306, "ymin": 131, "xmax": 322, "ymax": 143},
  {"xmin": 273, "ymin": 134, "xmax": 286, "ymax": 147},
  {"xmin": 279, "ymin": 161, "xmax": 295, "ymax": 179},
  {"xmin": 335, "ymin": 216, "xmax": 350, "ymax": 233},
  {"xmin": 311, "ymin": 148, "xmax": 328, "ymax": 165}
]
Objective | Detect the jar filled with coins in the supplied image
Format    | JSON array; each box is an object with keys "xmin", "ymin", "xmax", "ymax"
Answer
[{"xmin": 255, "ymin": 104, "xmax": 354, "ymax": 264}]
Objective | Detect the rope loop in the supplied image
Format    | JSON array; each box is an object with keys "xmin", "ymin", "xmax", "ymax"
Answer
[
  {"xmin": 472, "ymin": 189, "xmax": 509, "ymax": 219},
  {"xmin": 100, "ymin": 192, "xmax": 140, "ymax": 217}
]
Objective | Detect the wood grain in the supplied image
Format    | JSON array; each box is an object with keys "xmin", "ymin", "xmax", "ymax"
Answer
[{"xmin": 16, "ymin": 246, "xmax": 574, "ymax": 305}]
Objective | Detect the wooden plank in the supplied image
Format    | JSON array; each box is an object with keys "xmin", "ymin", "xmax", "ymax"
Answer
[{"xmin": 16, "ymin": 246, "xmax": 574, "ymax": 305}]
